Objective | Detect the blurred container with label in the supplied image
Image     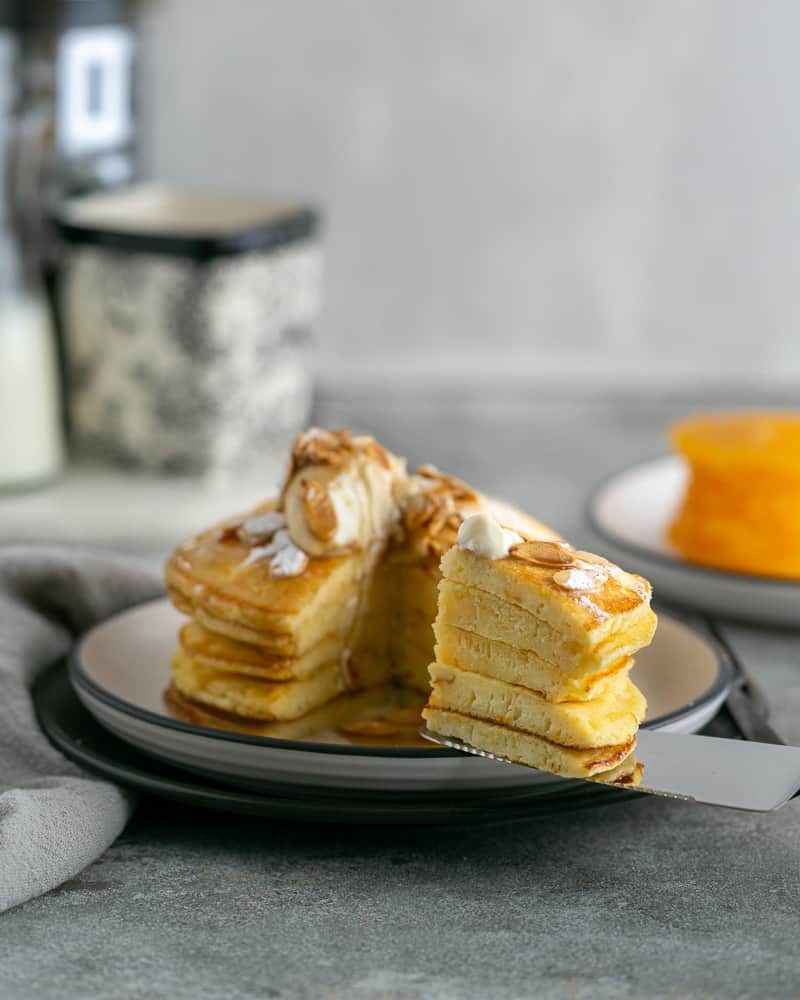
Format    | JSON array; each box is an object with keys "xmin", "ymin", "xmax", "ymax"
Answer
[{"xmin": 55, "ymin": 184, "xmax": 322, "ymax": 482}]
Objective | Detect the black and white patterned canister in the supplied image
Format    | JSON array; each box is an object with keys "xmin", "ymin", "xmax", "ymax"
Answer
[{"xmin": 56, "ymin": 187, "xmax": 322, "ymax": 478}]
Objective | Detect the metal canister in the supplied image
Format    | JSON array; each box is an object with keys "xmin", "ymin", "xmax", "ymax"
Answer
[{"xmin": 55, "ymin": 184, "xmax": 322, "ymax": 479}]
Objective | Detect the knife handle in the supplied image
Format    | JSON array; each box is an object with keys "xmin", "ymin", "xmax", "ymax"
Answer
[{"xmin": 725, "ymin": 684, "xmax": 785, "ymax": 746}]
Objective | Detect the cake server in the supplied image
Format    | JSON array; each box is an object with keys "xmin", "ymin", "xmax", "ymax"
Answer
[{"xmin": 420, "ymin": 727, "xmax": 800, "ymax": 812}]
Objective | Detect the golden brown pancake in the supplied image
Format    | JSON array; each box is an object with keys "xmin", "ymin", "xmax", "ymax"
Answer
[
  {"xmin": 164, "ymin": 428, "xmax": 654, "ymax": 775},
  {"xmin": 423, "ymin": 531, "xmax": 656, "ymax": 780},
  {"xmin": 433, "ymin": 622, "xmax": 632, "ymax": 703},
  {"xmin": 178, "ymin": 621, "xmax": 340, "ymax": 681},
  {"xmin": 422, "ymin": 708, "xmax": 637, "ymax": 780},
  {"xmin": 171, "ymin": 649, "xmax": 390, "ymax": 721},
  {"xmin": 165, "ymin": 510, "xmax": 369, "ymax": 657},
  {"xmin": 438, "ymin": 546, "xmax": 657, "ymax": 675},
  {"xmin": 427, "ymin": 662, "xmax": 646, "ymax": 749},
  {"xmin": 165, "ymin": 443, "xmax": 559, "ymax": 733}
]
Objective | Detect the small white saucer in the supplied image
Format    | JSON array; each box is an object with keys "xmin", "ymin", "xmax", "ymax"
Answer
[
  {"xmin": 69, "ymin": 599, "xmax": 733, "ymax": 796},
  {"xmin": 588, "ymin": 455, "xmax": 800, "ymax": 627}
]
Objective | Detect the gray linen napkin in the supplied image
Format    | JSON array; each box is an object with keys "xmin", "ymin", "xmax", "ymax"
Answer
[{"xmin": 0, "ymin": 546, "xmax": 162, "ymax": 912}]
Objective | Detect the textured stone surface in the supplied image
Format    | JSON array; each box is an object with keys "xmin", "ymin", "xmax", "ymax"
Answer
[
  {"xmin": 2, "ymin": 390, "xmax": 799, "ymax": 999},
  {"xmin": 3, "ymin": 792, "xmax": 800, "ymax": 1000}
]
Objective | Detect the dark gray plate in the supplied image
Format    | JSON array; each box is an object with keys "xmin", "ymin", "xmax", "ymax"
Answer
[{"xmin": 34, "ymin": 660, "xmax": 750, "ymax": 826}]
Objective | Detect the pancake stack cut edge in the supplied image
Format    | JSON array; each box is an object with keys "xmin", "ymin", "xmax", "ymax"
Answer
[
  {"xmin": 164, "ymin": 427, "xmax": 657, "ymax": 778},
  {"xmin": 422, "ymin": 522, "xmax": 657, "ymax": 782},
  {"xmin": 164, "ymin": 428, "xmax": 560, "ymax": 731}
]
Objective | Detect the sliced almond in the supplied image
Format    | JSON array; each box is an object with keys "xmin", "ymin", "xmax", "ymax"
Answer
[
  {"xmin": 361, "ymin": 438, "xmax": 392, "ymax": 469},
  {"xmin": 404, "ymin": 492, "xmax": 437, "ymax": 531},
  {"xmin": 415, "ymin": 464, "xmax": 478, "ymax": 503},
  {"xmin": 511, "ymin": 539, "xmax": 576, "ymax": 567},
  {"xmin": 292, "ymin": 428, "xmax": 353, "ymax": 471},
  {"xmin": 301, "ymin": 478, "xmax": 338, "ymax": 541},
  {"xmin": 427, "ymin": 493, "xmax": 455, "ymax": 536},
  {"xmin": 573, "ymin": 550, "xmax": 610, "ymax": 566},
  {"xmin": 426, "ymin": 532, "xmax": 455, "ymax": 561}
]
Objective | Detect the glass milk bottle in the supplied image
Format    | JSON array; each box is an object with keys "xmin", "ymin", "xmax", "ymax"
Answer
[
  {"xmin": 0, "ymin": 22, "xmax": 62, "ymax": 490},
  {"xmin": 0, "ymin": 228, "xmax": 63, "ymax": 490}
]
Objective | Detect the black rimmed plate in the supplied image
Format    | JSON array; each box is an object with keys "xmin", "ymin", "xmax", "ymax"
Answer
[
  {"xmin": 66, "ymin": 599, "xmax": 734, "ymax": 798},
  {"xmin": 36, "ymin": 662, "xmax": 649, "ymax": 824},
  {"xmin": 588, "ymin": 456, "xmax": 800, "ymax": 627}
]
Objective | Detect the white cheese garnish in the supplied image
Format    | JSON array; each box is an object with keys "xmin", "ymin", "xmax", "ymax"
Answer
[
  {"xmin": 269, "ymin": 541, "xmax": 309, "ymax": 577},
  {"xmin": 457, "ymin": 513, "xmax": 522, "ymax": 559},
  {"xmin": 239, "ymin": 528, "xmax": 308, "ymax": 577},
  {"xmin": 240, "ymin": 510, "xmax": 286, "ymax": 541},
  {"xmin": 553, "ymin": 567, "xmax": 608, "ymax": 591}
]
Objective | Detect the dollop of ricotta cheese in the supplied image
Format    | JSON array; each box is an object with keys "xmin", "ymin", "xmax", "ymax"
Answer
[{"xmin": 457, "ymin": 513, "xmax": 522, "ymax": 559}]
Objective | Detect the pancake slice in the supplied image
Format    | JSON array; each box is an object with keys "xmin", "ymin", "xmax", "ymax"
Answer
[
  {"xmin": 172, "ymin": 649, "xmax": 390, "ymax": 722},
  {"xmin": 171, "ymin": 653, "xmax": 343, "ymax": 721},
  {"xmin": 166, "ymin": 541, "xmax": 368, "ymax": 657},
  {"xmin": 433, "ymin": 622, "xmax": 632, "ymax": 702},
  {"xmin": 423, "ymin": 517, "xmax": 656, "ymax": 780},
  {"xmin": 178, "ymin": 622, "xmax": 342, "ymax": 681},
  {"xmin": 437, "ymin": 576, "xmax": 655, "ymax": 675},
  {"xmin": 422, "ymin": 708, "xmax": 637, "ymax": 779},
  {"xmin": 427, "ymin": 662, "xmax": 646, "ymax": 749},
  {"xmin": 164, "ymin": 428, "xmax": 654, "ymax": 755}
]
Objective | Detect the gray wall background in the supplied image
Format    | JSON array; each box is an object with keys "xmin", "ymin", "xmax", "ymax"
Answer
[{"xmin": 139, "ymin": 0, "xmax": 800, "ymax": 385}]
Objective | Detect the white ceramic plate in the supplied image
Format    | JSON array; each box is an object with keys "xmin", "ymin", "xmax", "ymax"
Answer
[
  {"xmin": 588, "ymin": 455, "xmax": 800, "ymax": 627},
  {"xmin": 69, "ymin": 598, "xmax": 733, "ymax": 795}
]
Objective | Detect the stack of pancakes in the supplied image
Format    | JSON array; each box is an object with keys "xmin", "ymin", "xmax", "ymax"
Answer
[
  {"xmin": 423, "ymin": 534, "xmax": 656, "ymax": 781},
  {"xmin": 166, "ymin": 506, "xmax": 394, "ymax": 727},
  {"xmin": 165, "ymin": 431, "xmax": 558, "ymax": 733}
]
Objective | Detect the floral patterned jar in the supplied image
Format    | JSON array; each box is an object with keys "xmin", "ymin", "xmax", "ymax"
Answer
[{"xmin": 55, "ymin": 185, "xmax": 321, "ymax": 480}]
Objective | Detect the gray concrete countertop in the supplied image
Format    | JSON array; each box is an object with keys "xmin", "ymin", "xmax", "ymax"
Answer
[{"xmin": 2, "ymin": 387, "xmax": 800, "ymax": 999}]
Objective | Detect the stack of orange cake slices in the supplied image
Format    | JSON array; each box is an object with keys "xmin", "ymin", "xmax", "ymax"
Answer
[{"xmin": 422, "ymin": 513, "xmax": 657, "ymax": 781}]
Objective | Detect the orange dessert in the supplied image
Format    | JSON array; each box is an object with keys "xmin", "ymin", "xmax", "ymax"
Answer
[{"xmin": 668, "ymin": 411, "xmax": 800, "ymax": 578}]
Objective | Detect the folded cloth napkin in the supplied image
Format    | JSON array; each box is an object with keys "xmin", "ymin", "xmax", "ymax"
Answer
[{"xmin": 0, "ymin": 547, "xmax": 162, "ymax": 912}]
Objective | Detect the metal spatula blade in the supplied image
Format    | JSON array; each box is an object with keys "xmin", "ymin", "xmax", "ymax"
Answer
[{"xmin": 421, "ymin": 727, "xmax": 800, "ymax": 812}]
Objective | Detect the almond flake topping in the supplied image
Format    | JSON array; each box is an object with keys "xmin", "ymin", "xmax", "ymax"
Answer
[
  {"xmin": 405, "ymin": 490, "xmax": 454, "ymax": 532},
  {"xmin": 573, "ymin": 550, "xmax": 649, "ymax": 598},
  {"xmin": 404, "ymin": 490, "xmax": 463, "ymax": 564},
  {"xmin": 361, "ymin": 438, "xmax": 392, "ymax": 470},
  {"xmin": 300, "ymin": 478, "xmax": 338, "ymax": 541},
  {"xmin": 290, "ymin": 428, "xmax": 354, "ymax": 473},
  {"xmin": 416, "ymin": 465, "xmax": 479, "ymax": 504},
  {"xmin": 403, "ymin": 466, "xmax": 480, "ymax": 565},
  {"xmin": 511, "ymin": 539, "xmax": 576, "ymax": 567}
]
